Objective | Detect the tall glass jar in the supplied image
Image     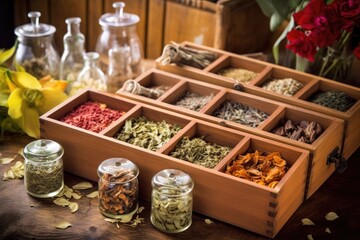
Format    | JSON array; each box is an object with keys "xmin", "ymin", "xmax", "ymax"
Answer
[
  {"xmin": 23, "ymin": 139, "xmax": 64, "ymax": 198},
  {"xmin": 95, "ymin": 2, "xmax": 143, "ymax": 81},
  {"xmin": 59, "ymin": 17, "xmax": 86, "ymax": 92},
  {"xmin": 151, "ymin": 169, "xmax": 194, "ymax": 233},
  {"xmin": 97, "ymin": 158, "xmax": 139, "ymax": 219},
  {"xmin": 14, "ymin": 11, "xmax": 60, "ymax": 79},
  {"xmin": 69, "ymin": 52, "xmax": 107, "ymax": 96}
]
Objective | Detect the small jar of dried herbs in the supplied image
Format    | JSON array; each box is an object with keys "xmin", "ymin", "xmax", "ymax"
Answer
[
  {"xmin": 151, "ymin": 169, "xmax": 194, "ymax": 233},
  {"xmin": 23, "ymin": 139, "xmax": 64, "ymax": 198},
  {"xmin": 97, "ymin": 158, "xmax": 139, "ymax": 219}
]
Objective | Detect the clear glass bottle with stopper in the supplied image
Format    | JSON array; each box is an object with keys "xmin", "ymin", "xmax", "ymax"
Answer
[
  {"xmin": 14, "ymin": 11, "xmax": 60, "ymax": 79},
  {"xmin": 96, "ymin": 2, "xmax": 143, "ymax": 81},
  {"xmin": 59, "ymin": 17, "xmax": 86, "ymax": 93},
  {"xmin": 69, "ymin": 52, "xmax": 107, "ymax": 96}
]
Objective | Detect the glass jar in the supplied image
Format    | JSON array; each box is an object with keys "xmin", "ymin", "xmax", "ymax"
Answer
[
  {"xmin": 150, "ymin": 169, "xmax": 194, "ymax": 233},
  {"xmin": 14, "ymin": 11, "xmax": 60, "ymax": 79},
  {"xmin": 70, "ymin": 52, "xmax": 107, "ymax": 96},
  {"xmin": 97, "ymin": 158, "xmax": 139, "ymax": 219},
  {"xmin": 59, "ymin": 17, "xmax": 86, "ymax": 92},
  {"xmin": 95, "ymin": 2, "xmax": 143, "ymax": 81},
  {"xmin": 23, "ymin": 139, "xmax": 64, "ymax": 198}
]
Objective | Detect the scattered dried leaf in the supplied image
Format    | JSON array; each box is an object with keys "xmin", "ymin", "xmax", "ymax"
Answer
[
  {"xmin": 86, "ymin": 191, "xmax": 98, "ymax": 199},
  {"xmin": 307, "ymin": 234, "xmax": 314, "ymax": 240},
  {"xmin": 56, "ymin": 221, "xmax": 72, "ymax": 229},
  {"xmin": 104, "ymin": 218, "xmax": 119, "ymax": 224},
  {"xmin": 64, "ymin": 186, "xmax": 74, "ymax": 199},
  {"xmin": 1, "ymin": 157, "xmax": 15, "ymax": 164},
  {"xmin": 69, "ymin": 202, "xmax": 79, "ymax": 213},
  {"xmin": 325, "ymin": 212, "xmax": 339, "ymax": 221},
  {"xmin": 205, "ymin": 219, "xmax": 214, "ymax": 224},
  {"xmin": 72, "ymin": 181, "xmax": 93, "ymax": 190},
  {"xmin": 71, "ymin": 192, "xmax": 82, "ymax": 200},
  {"xmin": 137, "ymin": 206, "xmax": 145, "ymax": 214},
  {"xmin": 325, "ymin": 227, "xmax": 331, "ymax": 234},
  {"xmin": 53, "ymin": 197, "xmax": 71, "ymax": 207},
  {"xmin": 3, "ymin": 161, "xmax": 24, "ymax": 180},
  {"xmin": 126, "ymin": 215, "xmax": 144, "ymax": 227},
  {"xmin": 301, "ymin": 218, "xmax": 315, "ymax": 225},
  {"xmin": 18, "ymin": 148, "xmax": 24, "ymax": 157}
]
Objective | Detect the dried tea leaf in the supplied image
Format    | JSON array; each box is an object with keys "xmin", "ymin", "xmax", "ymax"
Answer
[
  {"xmin": 325, "ymin": 212, "xmax": 339, "ymax": 221},
  {"xmin": 1, "ymin": 157, "xmax": 15, "ymax": 164},
  {"xmin": 53, "ymin": 197, "xmax": 70, "ymax": 207},
  {"xmin": 86, "ymin": 191, "xmax": 98, "ymax": 198},
  {"xmin": 325, "ymin": 227, "xmax": 331, "ymax": 234},
  {"xmin": 307, "ymin": 234, "xmax": 314, "ymax": 240},
  {"xmin": 72, "ymin": 181, "xmax": 93, "ymax": 190},
  {"xmin": 71, "ymin": 192, "xmax": 82, "ymax": 200},
  {"xmin": 69, "ymin": 202, "xmax": 79, "ymax": 213},
  {"xmin": 3, "ymin": 161, "xmax": 24, "ymax": 180},
  {"xmin": 18, "ymin": 148, "xmax": 24, "ymax": 157},
  {"xmin": 205, "ymin": 219, "xmax": 214, "ymax": 224},
  {"xmin": 64, "ymin": 186, "xmax": 73, "ymax": 199},
  {"xmin": 137, "ymin": 206, "xmax": 145, "ymax": 214},
  {"xmin": 127, "ymin": 215, "xmax": 144, "ymax": 227},
  {"xmin": 3, "ymin": 170, "xmax": 15, "ymax": 180},
  {"xmin": 56, "ymin": 221, "xmax": 72, "ymax": 229},
  {"xmin": 302, "ymin": 218, "xmax": 315, "ymax": 225}
]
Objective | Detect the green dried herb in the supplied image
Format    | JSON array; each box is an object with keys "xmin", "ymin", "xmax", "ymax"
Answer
[
  {"xmin": 170, "ymin": 136, "xmax": 232, "ymax": 168},
  {"xmin": 309, "ymin": 90, "xmax": 356, "ymax": 112},
  {"xmin": 115, "ymin": 116, "xmax": 182, "ymax": 151}
]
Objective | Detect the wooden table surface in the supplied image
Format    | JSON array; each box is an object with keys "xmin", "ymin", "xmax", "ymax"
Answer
[{"xmin": 1, "ymin": 134, "xmax": 359, "ymax": 240}]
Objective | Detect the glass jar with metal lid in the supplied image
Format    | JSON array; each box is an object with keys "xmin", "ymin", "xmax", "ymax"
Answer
[
  {"xmin": 95, "ymin": 2, "xmax": 143, "ymax": 82},
  {"xmin": 97, "ymin": 158, "xmax": 139, "ymax": 219},
  {"xmin": 150, "ymin": 169, "xmax": 194, "ymax": 233},
  {"xmin": 23, "ymin": 139, "xmax": 64, "ymax": 198},
  {"xmin": 14, "ymin": 11, "xmax": 60, "ymax": 79}
]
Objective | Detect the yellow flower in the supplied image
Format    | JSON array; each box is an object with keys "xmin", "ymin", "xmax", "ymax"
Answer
[{"xmin": 6, "ymin": 71, "xmax": 68, "ymax": 138}]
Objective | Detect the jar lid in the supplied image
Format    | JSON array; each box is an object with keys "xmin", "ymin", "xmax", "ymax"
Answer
[
  {"xmin": 15, "ymin": 11, "xmax": 56, "ymax": 38},
  {"xmin": 152, "ymin": 169, "xmax": 194, "ymax": 195},
  {"xmin": 23, "ymin": 139, "xmax": 64, "ymax": 162},
  {"xmin": 99, "ymin": 2, "xmax": 140, "ymax": 28},
  {"xmin": 97, "ymin": 158, "xmax": 139, "ymax": 182}
]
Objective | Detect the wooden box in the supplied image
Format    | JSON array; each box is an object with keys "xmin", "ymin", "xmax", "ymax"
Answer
[
  {"xmin": 155, "ymin": 42, "xmax": 360, "ymax": 161},
  {"xmin": 40, "ymin": 90, "xmax": 309, "ymax": 238},
  {"xmin": 116, "ymin": 69, "xmax": 344, "ymax": 198}
]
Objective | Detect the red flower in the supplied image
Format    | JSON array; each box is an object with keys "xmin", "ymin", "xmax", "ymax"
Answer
[
  {"xmin": 286, "ymin": 29, "xmax": 317, "ymax": 62},
  {"xmin": 354, "ymin": 43, "xmax": 360, "ymax": 60},
  {"xmin": 331, "ymin": 0, "xmax": 360, "ymax": 31}
]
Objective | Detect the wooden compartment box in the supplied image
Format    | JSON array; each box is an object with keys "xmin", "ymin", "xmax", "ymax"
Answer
[
  {"xmin": 40, "ymin": 90, "xmax": 309, "ymax": 238},
  {"xmin": 155, "ymin": 42, "xmax": 360, "ymax": 161},
  {"xmin": 116, "ymin": 69, "xmax": 344, "ymax": 198}
]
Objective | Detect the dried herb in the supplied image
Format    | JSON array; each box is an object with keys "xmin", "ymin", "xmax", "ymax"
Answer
[
  {"xmin": 325, "ymin": 212, "xmax": 339, "ymax": 221},
  {"xmin": 99, "ymin": 169, "xmax": 139, "ymax": 217},
  {"xmin": 170, "ymin": 136, "xmax": 232, "ymax": 169},
  {"xmin": 61, "ymin": 101, "xmax": 125, "ymax": 133},
  {"xmin": 151, "ymin": 185, "xmax": 193, "ymax": 232},
  {"xmin": 225, "ymin": 151, "xmax": 288, "ymax": 188},
  {"xmin": 217, "ymin": 68, "xmax": 257, "ymax": 83},
  {"xmin": 302, "ymin": 218, "xmax": 316, "ymax": 225},
  {"xmin": 72, "ymin": 181, "xmax": 93, "ymax": 190},
  {"xmin": 309, "ymin": 90, "xmax": 356, "ymax": 112},
  {"xmin": 55, "ymin": 221, "xmax": 72, "ymax": 229},
  {"xmin": 159, "ymin": 42, "xmax": 217, "ymax": 69},
  {"xmin": 261, "ymin": 78, "xmax": 303, "ymax": 96},
  {"xmin": 115, "ymin": 116, "xmax": 181, "ymax": 151},
  {"xmin": 175, "ymin": 92, "xmax": 214, "ymax": 111},
  {"xmin": 272, "ymin": 119, "xmax": 323, "ymax": 144},
  {"xmin": 213, "ymin": 100, "xmax": 269, "ymax": 128},
  {"xmin": 119, "ymin": 80, "xmax": 170, "ymax": 99},
  {"xmin": 3, "ymin": 161, "xmax": 24, "ymax": 180}
]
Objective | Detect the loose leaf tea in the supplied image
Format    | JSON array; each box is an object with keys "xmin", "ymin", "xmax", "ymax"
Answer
[
  {"xmin": 3, "ymin": 161, "xmax": 24, "ymax": 180},
  {"xmin": 217, "ymin": 68, "xmax": 257, "ymax": 83},
  {"xmin": 61, "ymin": 101, "xmax": 125, "ymax": 133},
  {"xmin": 174, "ymin": 92, "xmax": 214, "ymax": 111},
  {"xmin": 309, "ymin": 90, "xmax": 356, "ymax": 112},
  {"xmin": 115, "ymin": 116, "xmax": 181, "ymax": 151},
  {"xmin": 170, "ymin": 136, "xmax": 232, "ymax": 169},
  {"xmin": 225, "ymin": 151, "xmax": 288, "ymax": 188},
  {"xmin": 213, "ymin": 100, "xmax": 269, "ymax": 128},
  {"xmin": 272, "ymin": 119, "xmax": 323, "ymax": 144},
  {"xmin": 261, "ymin": 78, "xmax": 303, "ymax": 96}
]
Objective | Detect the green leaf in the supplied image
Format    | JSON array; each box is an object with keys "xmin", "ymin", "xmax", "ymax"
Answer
[
  {"xmin": 255, "ymin": 0, "xmax": 276, "ymax": 17},
  {"xmin": 270, "ymin": 12, "xmax": 283, "ymax": 32},
  {"xmin": 272, "ymin": 17, "xmax": 295, "ymax": 64}
]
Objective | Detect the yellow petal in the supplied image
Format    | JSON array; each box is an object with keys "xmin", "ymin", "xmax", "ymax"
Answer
[
  {"xmin": 36, "ymin": 89, "xmax": 68, "ymax": 115},
  {"xmin": 17, "ymin": 106, "xmax": 40, "ymax": 138},
  {"xmin": 7, "ymin": 88, "xmax": 24, "ymax": 119},
  {"xmin": 0, "ymin": 43, "xmax": 17, "ymax": 65},
  {"xmin": 7, "ymin": 71, "xmax": 41, "ymax": 90},
  {"xmin": 41, "ymin": 79, "xmax": 68, "ymax": 92}
]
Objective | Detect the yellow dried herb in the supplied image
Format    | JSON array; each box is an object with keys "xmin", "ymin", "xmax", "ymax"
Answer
[
  {"xmin": 3, "ymin": 161, "xmax": 24, "ymax": 180},
  {"xmin": 72, "ymin": 181, "xmax": 93, "ymax": 190},
  {"xmin": 69, "ymin": 202, "xmax": 79, "ymax": 213},
  {"xmin": 205, "ymin": 219, "xmax": 214, "ymax": 224},
  {"xmin": 307, "ymin": 234, "xmax": 314, "ymax": 240},
  {"xmin": 86, "ymin": 191, "xmax": 99, "ymax": 198},
  {"xmin": 1, "ymin": 157, "xmax": 15, "ymax": 164},
  {"xmin": 325, "ymin": 227, "xmax": 331, "ymax": 234},
  {"xmin": 53, "ymin": 197, "xmax": 70, "ymax": 207},
  {"xmin": 71, "ymin": 192, "xmax": 82, "ymax": 200},
  {"xmin": 302, "ymin": 218, "xmax": 315, "ymax": 225},
  {"xmin": 56, "ymin": 221, "xmax": 72, "ymax": 229},
  {"xmin": 325, "ymin": 212, "xmax": 339, "ymax": 221}
]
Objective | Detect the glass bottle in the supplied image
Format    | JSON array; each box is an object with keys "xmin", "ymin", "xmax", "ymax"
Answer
[
  {"xmin": 70, "ymin": 52, "xmax": 107, "ymax": 96},
  {"xmin": 96, "ymin": 2, "xmax": 143, "ymax": 80},
  {"xmin": 14, "ymin": 11, "xmax": 60, "ymax": 79},
  {"xmin": 59, "ymin": 17, "xmax": 86, "ymax": 93},
  {"xmin": 151, "ymin": 169, "xmax": 194, "ymax": 233},
  {"xmin": 97, "ymin": 158, "xmax": 139, "ymax": 219},
  {"xmin": 23, "ymin": 139, "xmax": 64, "ymax": 198}
]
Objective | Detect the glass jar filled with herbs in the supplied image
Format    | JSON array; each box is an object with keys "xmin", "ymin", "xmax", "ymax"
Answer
[
  {"xmin": 97, "ymin": 158, "xmax": 139, "ymax": 219},
  {"xmin": 23, "ymin": 139, "xmax": 64, "ymax": 198},
  {"xmin": 151, "ymin": 169, "xmax": 194, "ymax": 233}
]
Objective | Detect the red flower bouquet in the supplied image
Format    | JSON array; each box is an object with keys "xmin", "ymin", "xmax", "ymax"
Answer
[{"xmin": 286, "ymin": 0, "xmax": 360, "ymax": 81}]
